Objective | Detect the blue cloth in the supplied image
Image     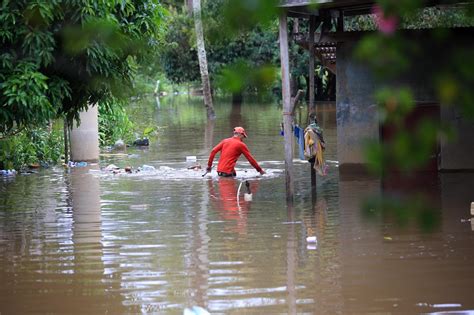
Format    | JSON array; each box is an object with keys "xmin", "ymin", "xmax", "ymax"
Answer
[
  {"xmin": 294, "ymin": 125, "xmax": 300, "ymax": 138},
  {"xmin": 293, "ymin": 125, "xmax": 305, "ymax": 160},
  {"xmin": 298, "ymin": 126, "xmax": 304, "ymax": 160},
  {"xmin": 281, "ymin": 125, "xmax": 305, "ymax": 160}
]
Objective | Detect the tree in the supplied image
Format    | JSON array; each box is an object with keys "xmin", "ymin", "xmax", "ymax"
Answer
[
  {"xmin": 160, "ymin": 12, "xmax": 200, "ymax": 84},
  {"xmin": 0, "ymin": 0, "xmax": 164, "ymax": 135},
  {"xmin": 192, "ymin": 0, "xmax": 215, "ymax": 120}
]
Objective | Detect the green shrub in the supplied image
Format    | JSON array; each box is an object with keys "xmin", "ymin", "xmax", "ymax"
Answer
[
  {"xmin": 0, "ymin": 124, "xmax": 63, "ymax": 170},
  {"xmin": 98, "ymin": 101, "xmax": 134, "ymax": 147}
]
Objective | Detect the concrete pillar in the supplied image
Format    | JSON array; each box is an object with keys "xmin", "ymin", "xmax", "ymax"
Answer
[
  {"xmin": 336, "ymin": 40, "xmax": 379, "ymax": 172},
  {"xmin": 70, "ymin": 105, "xmax": 99, "ymax": 162}
]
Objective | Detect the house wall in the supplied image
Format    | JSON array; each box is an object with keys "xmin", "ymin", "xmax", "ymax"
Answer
[
  {"xmin": 336, "ymin": 29, "xmax": 474, "ymax": 172},
  {"xmin": 336, "ymin": 39, "xmax": 378, "ymax": 172}
]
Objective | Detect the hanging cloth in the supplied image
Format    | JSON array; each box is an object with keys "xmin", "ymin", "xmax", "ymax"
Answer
[
  {"xmin": 304, "ymin": 124, "xmax": 327, "ymax": 176},
  {"xmin": 294, "ymin": 125, "xmax": 305, "ymax": 160}
]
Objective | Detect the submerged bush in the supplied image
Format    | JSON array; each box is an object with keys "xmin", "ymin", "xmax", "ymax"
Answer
[
  {"xmin": 98, "ymin": 101, "xmax": 134, "ymax": 147},
  {"xmin": 0, "ymin": 124, "xmax": 63, "ymax": 170}
]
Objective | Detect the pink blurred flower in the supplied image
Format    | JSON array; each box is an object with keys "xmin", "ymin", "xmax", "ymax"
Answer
[{"xmin": 372, "ymin": 5, "xmax": 399, "ymax": 35}]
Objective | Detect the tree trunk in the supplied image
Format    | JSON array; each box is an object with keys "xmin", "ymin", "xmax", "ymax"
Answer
[
  {"xmin": 185, "ymin": 0, "xmax": 193, "ymax": 16},
  {"xmin": 192, "ymin": 0, "xmax": 216, "ymax": 120},
  {"xmin": 232, "ymin": 92, "xmax": 243, "ymax": 105}
]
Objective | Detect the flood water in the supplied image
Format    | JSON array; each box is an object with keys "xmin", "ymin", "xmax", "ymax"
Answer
[{"xmin": 1, "ymin": 96, "xmax": 474, "ymax": 314}]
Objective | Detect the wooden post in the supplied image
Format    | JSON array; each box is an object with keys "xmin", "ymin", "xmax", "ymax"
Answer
[
  {"xmin": 308, "ymin": 16, "xmax": 317, "ymax": 190},
  {"xmin": 309, "ymin": 15, "xmax": 316, "ymax": 115},
  {"xmin": 337, "ymin": 10, "xmax": 344, "ymax": 32},
  {"xmin": 310, "ymin": 158, "xmax": 316, "ymax": 188},
  {"xmin": 279, "ymin": 12, "xmax": 294, "ymax": 202},
  {"xmin": 290, "ymin": 90, "xmax": 305, "ymax": 116}
]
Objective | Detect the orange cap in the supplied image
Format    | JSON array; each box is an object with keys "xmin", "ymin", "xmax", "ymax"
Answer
[{"xmin": 233, "ymin": 126, "xmax": 248, "ymax": 138}]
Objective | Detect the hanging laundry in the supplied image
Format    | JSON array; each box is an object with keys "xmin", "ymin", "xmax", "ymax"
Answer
[{"xmin": 304, "ymin": 122, "xmax": 327, "ymax": 176}]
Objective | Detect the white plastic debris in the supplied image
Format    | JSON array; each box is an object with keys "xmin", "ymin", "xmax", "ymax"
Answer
[
  {"xmin": 186, "ymin": 156, "xmax": 197, "ymax": 162},
  {"xmin": 307, "ymin": 244, "xmax": 317, "ymax": 250},
  {"xmin": 306, "ymin": 236, "xmax": 317, "ymax": 243},
  {"xmin": 142, "ymin": 164, "xmax": 156, "ymax": 172},
  {"xmin": 158, "ymin": 166, "xmax": 173, "ymax": 171},
  {"xmin": 0, "ymin": 169, "xmax": 16, "ymax": 176},
  {"xmin": 183, "ymin": 306, "xmax": 210, "ymax": 315},
  {"xmin": 113, "ymin": 139, "xmax": 126, "ymax": 150},
  {"xmin": 105, "ymin": 164, "xmax": 119, "ymax": 171}
]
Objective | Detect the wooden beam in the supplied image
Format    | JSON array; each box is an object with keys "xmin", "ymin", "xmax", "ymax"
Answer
[
  {"xmin": 279, "ymin": 12, "xmax": 294, "ymax": 202},
  {"xmin": 291, "ymin": 89, "xmax": 305, "ymax": 116},
  {"xmin": 309, "ymin": 15, "xmax": 316, "ymax": 114}
]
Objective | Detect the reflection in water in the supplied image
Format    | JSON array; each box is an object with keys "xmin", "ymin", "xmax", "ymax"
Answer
[
  {"xmin": 208, "ymin": 178, "xmax": 260, "ymax": 235},
  {"xmin": 286, "ymin": 204, "xmax": 297, "ymax": 315},
  {"xmin": 0, "ymin": 166, "xmax": 116, "ymax": 314},
  {"xmin": 70, "ymin": 166, "xmax": 108, "ymax": 313},
  {"xmin": 229, "ymin": 101, "xmax": 243, "ymax": 128},
  {"xmin": 186, "ymin": 176, "xmax": 210, "ymax": 308},
  {"xmin": 203, "ymin": 118, "xmax": 215, "ymax": 153},
  {"xmin": 1, "ymin": 98, "xmax": 474, "ymax": 314}
]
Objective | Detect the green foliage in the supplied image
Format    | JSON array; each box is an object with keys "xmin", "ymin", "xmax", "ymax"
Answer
[
  {"xmin": 98, "ymin": 100, "xmax": 134, "ymax": 147},
  {"xmin": 355, "ymin": 34, "xmax": 418, "ymax": 78},
  {"xmin": 435, "ymin": 48, "xmax": 474, "ymax": 119},
  {"xmin": 219, "ymin": 0, "xmax": 279, "ymax": 34},
  {"xmin": 0, "ymin": 0, "xmax": 165, "ymax": 135},
  {"xmin": 215, "ymin": 60, "xmax": 277, "ymax": 93},
  {"xmin": 159, "ymin": 0, "xmax": 334, "ymax": 100},
  {"xmin": 375, "ymin": 87, "xmax": 415, "ymax": 124},
  {"xmin": 402, "ymin": 5, "xmax": 474, "ymax": 29},
  {"xmin": 160, "ymin": 12, "xmax": 200, "ymax": 84},
  {"xmin": 345, "ymin": 5, "xmax": 474, "ymax": 31},
  {"xmin": 0, "ymin": 124, "xmax": 63, "ymax": 170},
  {"xmin": 365, "ymin": 119, "xmax": 447, "ymax": 175},
  {"xmin": 208, "ymin": 24, "xmax": 280, "ymax": 94},
  {"xmin": 127, "ymin": 98, "xmax": 160, "ymax": 138}
]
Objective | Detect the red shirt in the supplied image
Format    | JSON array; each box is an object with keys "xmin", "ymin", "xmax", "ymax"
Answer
[{"xmin": 208, "ymin": 136, "xmax": 263, "ymax": 174}]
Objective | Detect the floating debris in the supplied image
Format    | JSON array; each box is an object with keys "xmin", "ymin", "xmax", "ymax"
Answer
[
  {"xmin": 0, "ymin": 169, "xmax": 17, "ymax": 176},
  {"xmin": 183, "ymin": 306, "xmax": 210, "ymax": 315}
]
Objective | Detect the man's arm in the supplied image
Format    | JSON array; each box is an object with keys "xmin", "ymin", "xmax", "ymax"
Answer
[
  {"xmin": 207, "ymin": 141, "xmax": 223, "ymax": 171},
  {"xmin": 240, "ymin": 144, "xmax": 265, "ymax": 174}
]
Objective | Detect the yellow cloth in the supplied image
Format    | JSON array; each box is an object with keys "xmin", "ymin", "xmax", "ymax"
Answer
[{"xmin": 304, "ymin": 127, "xmax": 327, "ymax": 176}]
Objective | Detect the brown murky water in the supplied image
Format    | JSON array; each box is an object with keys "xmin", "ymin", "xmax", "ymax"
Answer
[{"xmin": 1, "ymin": 97, "xmax": 474, "ymax": 314}]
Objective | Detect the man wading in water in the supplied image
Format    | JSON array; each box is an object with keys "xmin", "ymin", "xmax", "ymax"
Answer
[{"xmin": 207, "ymin": 127, "xmax": 266, "ymax": 177}]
